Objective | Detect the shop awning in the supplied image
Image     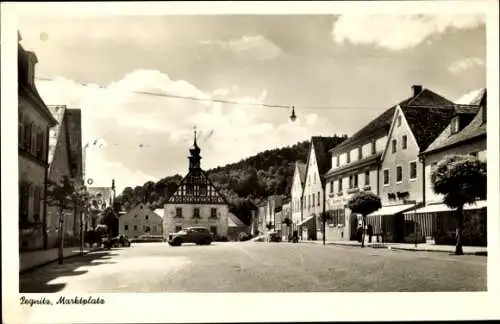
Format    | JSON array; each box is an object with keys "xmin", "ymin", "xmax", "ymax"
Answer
[
  {"xmin": 298, "ymin": 215, "xmax": 315, "ymax": 226},
  {"xmin": 403, "ymin": 200, "xmax": 487, "ymax": 215},
  {"xmin": 367, "ymin": 204, "xmax": 415, "ymax": 217}
]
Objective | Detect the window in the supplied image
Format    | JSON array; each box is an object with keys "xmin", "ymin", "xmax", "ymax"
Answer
[
  {"xmin": 33, "ymin": 186, "xmax": 41, "ymax": 220},
  {"xmin": 313, "ymin": 173, "xmax": 316, "ymax": 184},
  {"xmin": 354, "ymin": 174, "xmax": 358, "ymax": 187},
  {"xmin": 145, "ymin": 215, "xmax": 149, "ymax": 220},
  {"xmin": 396, "ymin": 166, "xmax": 403, "ymax": 183},
  {"xmin": 124, "ymin": 225, "xmax": 129, "ymax": 231},
  {"xmin": 210, "ymin": 226, "xmax": 217, "ymax": 236},
  {"xmin": 140, "ymin": 205, "xmax": 143, "ymax": 209},
  {"xmin": 451, "ymin": 116, "xmax": 460, "ymax": 134},
  {"xmin": 364, "ymin": 170, "xmax": 370, "ymax": 186},
  {"xmin": 330, "ymin": 181, "xmax": 334, "ymax": 193},
  {"xmin": 312, "ymin": 193, "xmax": 315, "ymax": 207},
  {"xmin": 193, "ymin": 208, "xmax": 200, "ymax": 219},
  {"xmin": 392, "ymin": 139, "xmax": 397, "ymax": 153},
  {"xmin": 210, "ymin": 208, "xmax": 217, "ymax": 218},
  {"xmin": 349, "ymin": 174, "xmax": 358, "ymax": 189},
  {"xmin": 470, "ymin": 152, "xmax": 478, "ymax": 158},
  {"xmin": 383, "ymin": 169, "xmax": 390, "ymax": 185},
  {"xmin": 338, "ymin": 178, "xmax": 343, "ymax": 192},
  {"xmin": 134, "ymin": 225, "xmax": 138, "ymax": 231},
  {"xmin": 402, "ymin": 135, "xmax": 407, "ymax": 150},
  {"xmin": 336, "ymin": 156, "xmax": 340, "ymax": 167},
  {"xmin": 134, "ymin": 214, "xmax": 138, "ymax": 219},
  {"xmin": 317, "ymin": 191, "xmax": 320, "ymax": 206},
  {"xmin": 175, "ymin": 208, "xmax": 182, "ymax": 218},
  {"xmin": 397, "ymin": 115, "xmax": 402, "ymax": 127},
  {"xmin": 358, "ymin": 147, "xmax": 362, "ymax": 160},
  {"xmin": 371, "ymin": 141, "xmax": 376, "ymax": 155},
  {"xmin": 346, "ymin": 151, "xmax": 351, "ymax": 163},
  {"xmin": 409, "ymin": 162, "xmax": 417, "ymax": 180}
]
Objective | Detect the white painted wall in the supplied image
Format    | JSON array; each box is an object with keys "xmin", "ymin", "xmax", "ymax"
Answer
[{"xmin": 164, "ymin": 203, "xmax": 229, "ymax": 237}]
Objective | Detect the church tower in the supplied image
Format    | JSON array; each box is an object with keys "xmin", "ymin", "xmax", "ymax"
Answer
[{"xmin": 188, "ymin": 128, "xmax": 202, "ymax": 171}]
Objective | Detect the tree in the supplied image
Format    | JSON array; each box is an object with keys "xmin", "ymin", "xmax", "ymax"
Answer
[
  {"xmin": 431, "ymin": 155, "xmax": 486, "ymax": 255},
  {"xmin": 347, "ymin": 191, "xmax": 382, "ymax": 248},
  {"xmin": 101, "ymin": 207, "xmax": 119, "ymax": 237},
  {"xmin": 46, "ymin": 176, "xmax": 87, "ymax": 263}
]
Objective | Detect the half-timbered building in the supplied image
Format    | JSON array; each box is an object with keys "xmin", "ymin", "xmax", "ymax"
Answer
[{"xmin": 163, "ymin": 130, "xmax": 230, "ymax": 238}]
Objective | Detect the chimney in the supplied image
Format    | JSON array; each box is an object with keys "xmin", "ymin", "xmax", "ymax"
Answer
[{"xmin": 412, "ymin": 85, "xmax": 423, "ymax": 97}]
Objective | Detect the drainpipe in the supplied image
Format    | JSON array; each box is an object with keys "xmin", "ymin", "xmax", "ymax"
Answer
[
  {"xmin": 42, "ymin": 125, "xmax": 50, "ymax": 250},
  {"xmin": 419, "ymin": 154, "xmax": 426, "ymax": 205}
]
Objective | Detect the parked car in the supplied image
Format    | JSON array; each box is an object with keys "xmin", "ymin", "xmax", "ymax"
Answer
[
  {"xmin": 102, "ymin": 235, "xmax": 131, "ymax": 248},
  {"xmin": 168, "ymin": 226, "xmax": 213, "ymax": 246},
  {"xmin": 130, "ymin": 234, "xmax": 165, "ymax": 243}
]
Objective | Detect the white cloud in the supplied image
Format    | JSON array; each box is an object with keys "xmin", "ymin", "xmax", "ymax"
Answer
[
  {"xmin": 201, "ymin": 35, "xmax": 282, "ymax": 60},
  {"xmin": 332, "ymin": 15, "xmax": 485, "ymax": 50},
  {"xmin": 448, "ymin": 57, "xmax": 485, "ymax": 74},
  {"xmin": 36, "ymin": 69, "xmax": 322, "ymax": 193}
]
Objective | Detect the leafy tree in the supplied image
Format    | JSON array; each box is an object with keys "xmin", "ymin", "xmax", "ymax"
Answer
[
  {"xmin": 431, "ymin": 155, "xmax": 487, "ymax": 255},
  {"xmin": 46, "ymin": 176, "xmax": 87, "ymax": 263},
  {"xmin": 283, "ymin": 217, "xmax": 291, "ymax": 227},
  {"xmin": 101, "ymin": 207, "xmax": 119, "ymax": 237},
  {"xmin": 347, "ymin": 191, "xmax": 382, "ymax": 248}
]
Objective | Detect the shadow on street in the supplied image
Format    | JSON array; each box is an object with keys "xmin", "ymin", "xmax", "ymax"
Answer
[{"xmin": 19, "ymin": 249, "xmax": 121, "ymax": 293}]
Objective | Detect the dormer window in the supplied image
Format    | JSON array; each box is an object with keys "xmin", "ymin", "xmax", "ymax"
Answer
[
  {"xmin": 336, "ymin": 156, "xmax": 340, "ymax": 167},
  {"xmin": 371, "ymin": 141, "xmax": 376, "ymax": 155},
  {"xmin": 450, "ymin": 116, "xmax": 460, "ymax": 134},
  {"xmin": 358, "ymin": 147, "xmax": 362, "ymax": 160},
  {"xmin": 346, "ymin": 151, "xmax": 351, "ymax": 163},
  {"xmin": 397, "ymin": 115, "xmax": 402, "ymax": 127}
]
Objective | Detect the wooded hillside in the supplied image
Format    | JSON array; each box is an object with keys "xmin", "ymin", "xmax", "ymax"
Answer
[{"xmin": 114, "ymin": 135, "xmax": 347, "ymax": 225}]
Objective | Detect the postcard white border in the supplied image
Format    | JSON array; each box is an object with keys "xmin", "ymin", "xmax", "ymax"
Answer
[{"xmin": 2, "ymin": 1, "xmax": 499, "ymax": 323}]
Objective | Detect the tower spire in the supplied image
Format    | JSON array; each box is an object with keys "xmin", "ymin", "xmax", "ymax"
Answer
[{"xmin": 188, "ymin": 126, "xmax": 202, "ymax": 170}]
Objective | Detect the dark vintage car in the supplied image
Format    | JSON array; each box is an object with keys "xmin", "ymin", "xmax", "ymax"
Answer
[
  {"xmin": 168, "ymin": 226, "xmax": 213, "ymax": 246},
  {"xmin": 269, "ymin": 231, "xmax": 282, "ymax": 242},
  {"xmin": 130, "ymin": 234, "xmax": 166, "ymax": 243},
  {"xmin": 103, "ymin": 235, "xmax": 131, "ymax": 248}
]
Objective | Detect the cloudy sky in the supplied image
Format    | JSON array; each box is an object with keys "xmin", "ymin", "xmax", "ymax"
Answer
[{"xmin": 18, "ymin": 14, "xmax": 486, "ymax": 193}]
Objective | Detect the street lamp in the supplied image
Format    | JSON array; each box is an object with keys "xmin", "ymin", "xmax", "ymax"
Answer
[{"xmin": 289, "ymin": 106, "xmax": 297, "ymax": 122}]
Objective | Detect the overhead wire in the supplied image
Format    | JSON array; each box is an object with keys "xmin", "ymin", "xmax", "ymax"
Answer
[{"xmin": 34, "ymin": 76, "xmax": 461, "ymax": 111}]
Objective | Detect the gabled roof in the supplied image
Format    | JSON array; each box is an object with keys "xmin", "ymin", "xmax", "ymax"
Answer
[
  {"xmin": 326, "ymin": 152, "xmax": 382, "ymax": 178},
  {"xmin": 47, "ymin": 105, "xmax": 67, "ymax": 168},
  {"xmin": 331, "ymin": 106, "xmax": 397, "ymax": 155},
  {"xmin": 153, "ymin": 209, "xmax": 164, "ymax": 219},
  {"xmin": 165, "ymin": 168, "xmax": 229, "ymax": 205},
  {"xmin": 296, "ymin": 162, "xmax": 307, "ymax": 185},
  {"xmin": 454, "ymin": 104, "xmax": 480, "ymax": 115},
  {"xmin": 306, "ymin": 136, "xmax": 345, "ymax": 186},
  {"xmin": 228, "ymin": 212, "xmax": 247, "ymax": 227},
  {"xmin": 392, "ymin": 88, "xmax": 455, "ymax": 153},
  {"xmin": 423, "ymin": 100, "xmax": 487, "ymax": 156}
]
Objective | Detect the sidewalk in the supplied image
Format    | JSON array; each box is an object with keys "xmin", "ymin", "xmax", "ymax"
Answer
[
  {"xmin": 20, "ymin": 245, "xmax": 100, "ymax": 273},
  {"xmin": 300, "ymin": 240, "xmax": 487, "ymax": 255}
]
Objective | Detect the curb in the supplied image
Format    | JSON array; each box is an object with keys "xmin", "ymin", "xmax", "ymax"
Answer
[
  {"xmin": 20, "ymin": 248, "xmax": 104, "ymax": 275},
  {"xmin": 389, "ymin": 246, "xmax": 487, "ymax": 256},
  {"xmin": 300, "ymin": 241, "xmax": 487, "ymax": 256}
]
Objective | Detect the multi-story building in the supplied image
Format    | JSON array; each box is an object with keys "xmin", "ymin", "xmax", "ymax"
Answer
[
  {"xmin": 18, "ymin": 34, "xmax": 59, "ymax": 251},
  {"xmin": 257, "ymin": 203, "xmax": 267, "ymax": 235},
  {"xmin": 280, "ymin": 200, "xmax": 292, "ymax": 240},
  {"xmin": 372, "ymin": 86, "xmax": 455, "ymax": 242},
  {"xmin": 325, "ymin": 105, "xmax": 394, "ymax": 241},
  {"xmin": 163, "ymin": 130, "xmax": 230, "ymax": 238},
  {"xmin": 301, "ymin": 136, "xmax": 345, "ymax": 240},
  {"xmin": 290, "ymin": 161, "xmax": 306, "ymax": 233},
  {"xmin": 325, "ymin": 85, "xmax": 456, "ymax": 242},
  {"xmin": 45, "ymin": 105, "xmax": 83, "ymax": 249},
  {"xmin": 411, "ymin": 89, "xmax": 488, "ymax": 246},
  {"xmin": 119, "ymin": 203, "xmax": 163, "ymax": 238}
]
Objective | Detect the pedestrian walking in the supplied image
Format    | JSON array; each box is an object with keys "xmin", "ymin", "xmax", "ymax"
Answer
[{"xmin": 367, "ymin": 224, "xmax": 373, "ymax": 243}]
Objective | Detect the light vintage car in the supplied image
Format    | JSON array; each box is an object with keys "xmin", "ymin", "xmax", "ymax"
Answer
[
  {"xmin": 168, "ymin": 226, "xmax": 213, "ymax": 246},
  {"xmin": 130, "ymin": 234, "xmax": 166, "ymax": 243}
]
